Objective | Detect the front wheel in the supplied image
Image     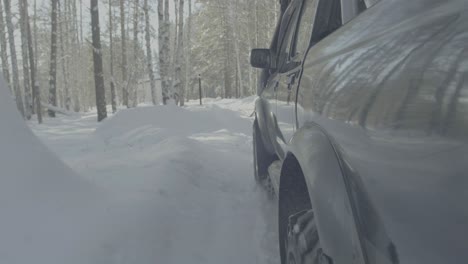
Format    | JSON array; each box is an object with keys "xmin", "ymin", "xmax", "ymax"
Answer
[{"xmin": 285, "ymin": 210, "xmax": 326, "ymax": 264}]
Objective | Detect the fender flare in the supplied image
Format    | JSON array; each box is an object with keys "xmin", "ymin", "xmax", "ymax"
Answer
[
  {"xmin": 283, "ymin": 122, "xmax": 366, "ymax": 264},
  {"xmin": 254, "ymin": 98, "xmax": 277, "ymax": 155}
]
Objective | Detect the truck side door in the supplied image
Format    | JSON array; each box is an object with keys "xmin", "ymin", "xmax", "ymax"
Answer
[{"xmin": 275, "ymin": 0, "xmax": 320, "ymax": 158}]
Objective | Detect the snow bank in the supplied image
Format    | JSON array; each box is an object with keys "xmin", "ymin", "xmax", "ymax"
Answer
[
  {"xmin": 94, "ymin": 104, "xmax": 252, "ymax": 150},
  {"xmin": 20, "ymin": 90, "xmax": 279, "ymax": 264},
  {"xmin": 88, "ymin": 103, "xmax": 277, "ymax": 264},
  {"xmin": 0, "ymin": 83, "xmax": 114, "ymax": 264}
]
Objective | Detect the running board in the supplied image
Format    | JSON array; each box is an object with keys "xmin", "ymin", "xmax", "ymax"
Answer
[{"xmin": 268, "ymin": 160, "xmax": 282, "ymax": 195}]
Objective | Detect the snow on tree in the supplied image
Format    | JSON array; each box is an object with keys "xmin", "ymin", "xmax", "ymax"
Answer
[{"xmin": 190, "ymin": 0, "xmax": 278, "ymax": 98}]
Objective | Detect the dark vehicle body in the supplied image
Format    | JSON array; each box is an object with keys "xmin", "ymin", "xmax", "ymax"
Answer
[{"xmin": 252, "ymin": 0, "xmax": 468, "ymax": 263}]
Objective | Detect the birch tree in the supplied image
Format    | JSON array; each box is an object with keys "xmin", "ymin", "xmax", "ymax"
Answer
[
  {"xmin": 48, "ymin": 0, "xmax": 58, "ymax": 117},
  {"xmin": 163, "ymin": 0, "xmax": 171, "ymax": 103},
  {"xmin": 0, "ymin": 0, "xmax": 10, "ymax": 91},
  {"xmin": 4, "ymin": 0, "xmax": 25, "ymax": 118},
  {"xmin": 90, "ymin": 0, "xmax": 107, "ymax": 121},
  {"xmin": 120, "ymin": 0, "xmax": 129, "ymax": 107},
  {"xmin": 20, "ymin": 0, "xmax": 32, "ymax": 119},
  {"xmin": 144, "ymin": 0, "xmax": 157, "ymax": 105},
  {"xmin": 158, "ymin": 0, "xmax": 170, "ymax": 104},
  {"xmin": 173, "ymin": 0, "xmax": 184, "ymax": 106},
  {"xmin": 108, "ymin": 0, "xmax": 117, "ymax": 112},
  {"xmin": 131, "ymin": 0, "xmax": 139, "ymax": 107},
  {"xmin": 233, "ymin": 0, "xmax": 244, "ymax": 98},
  {"xmin": 58, "ymin": 1, "xmax": 70, "ymax": 110},
  {"xmin": 24, "ymin": 0, "xmax": 42, "ymax": 123},
  {"xmin": 185, "ymin": 0, "xmax": 191, "ymax": 101}
]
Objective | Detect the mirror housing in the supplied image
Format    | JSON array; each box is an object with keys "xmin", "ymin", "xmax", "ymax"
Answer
[{"xmin": 250, "ymin": 49, "xmax": 276, "ymax": 69}]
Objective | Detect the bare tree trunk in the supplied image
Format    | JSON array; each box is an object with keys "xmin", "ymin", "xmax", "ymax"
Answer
[
  {"xmin": 79, "ymin": 0, "xmax": 86, "ymax": 111},
  {"xmin": 109, "ymin": 0, "xmax": 117, "ymax": 112},
  {"xmin": 34, "ymin": 0, "xmax": 38, "ymax": 67},
  {"xmin": 254, "ymin": 0, "xmax": 259, "ymax": 91},
  {"xmin": 24, "ymin": 0, "xmax": 41, "ymax": 123},
  {"xmin": 144, "ymin": 0, "xmax": 157, "ymax": 105},
  {"xmin": 248, "ymin": 0, "xmax": 254, "ymax": 95},
  {"xmin": 20, "ymin": 0, "xmax": 32, "ymax": 119},
  {"xmin": 48, "ymin": 0, "xmax": 58, "ymax": 117},
  {"xmin": 173, "ymin": 0, "xmax": 178, "ymax": 50},
  {"xmin": 90, "ymin": 0, "xmax": 107, "ymax": 122},
  {"xmin": 185, "ymin": 0, "xmax": 191, "ymax": 101},
  {"xmin": 120, "ymin": 0, "xmax": 129, "ymax": 107},
  {"xmin": 161, "ymin": 0, "xmax": 172, "ymax": 104},
  {"xmin": 4, "ymin": 0, "xmax": 25, "ymax": 118},
  {"xmin": 0, "ymin": 0, "xmax": 10, "ymax": 91},
  {"xmin": 174, "ymin": 0, "xmax": 184, "ymax": 106},
  {"xmin": 72, "ymin": 0, "xmax": 82, "ymax": 112},
  {"xmin": 164, "ymin": 0, "xmax": 172, "ymax": 101},
  {"xmin": 157, "ymin": 0, "xmax": 166, "ymax": 103},
  {"xmin": 58, "ymin": 1, "xmax": 71, "ymax": 111},
  {"xmin": 132, "ymin": 0, "xmax": 139, "ymax": 107},
  {"xmin": 221, "ymin": 1, "xmax": 231, "ymax": 98},
  {"xmin": 69, "ymin": 0, "xmax": 80, "ymax": 112},
  {"xmin": 233, "ymin": 0, "xmax": 244, "ymax": 98}
]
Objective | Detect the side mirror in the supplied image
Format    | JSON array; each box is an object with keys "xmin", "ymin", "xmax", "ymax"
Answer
[{"xmin": 250, "ymin": 49, "xmax": 276, "ymax": 70}]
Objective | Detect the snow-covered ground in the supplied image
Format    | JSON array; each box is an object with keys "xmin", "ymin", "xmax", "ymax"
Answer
[{"xmin": 16, "ymin": 96, "xmax": 280, "ymax": 264}]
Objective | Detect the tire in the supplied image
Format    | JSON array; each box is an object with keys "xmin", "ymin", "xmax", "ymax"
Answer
[
  {"xmin": 253, "ymin": 119, "xmax": 269, "ymax": 182},
  {"xmin": 279, "ymin": 161, "xmax": 328, "ymax": 264},
  {"xmin": 285, "ymin": 210, "xmax": 324, "ymax": 264}
]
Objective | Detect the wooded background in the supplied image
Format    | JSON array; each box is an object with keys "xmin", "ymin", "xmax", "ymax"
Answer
[{"xmin": 1, "ymin": 0, "xmax": 278, "ymax": 122}]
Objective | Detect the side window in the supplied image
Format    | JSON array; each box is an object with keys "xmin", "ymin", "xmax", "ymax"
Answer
[
  {"xmin": 310, "ymin": 0, "xmax": 342, "ymax": 44},
  {"xmin": 291, "ymin": 0, "xmax": 320, "ymax": 59},
  {"xmin": 276, "ymin": 4, "xmax": 299, "ymax": 70}
]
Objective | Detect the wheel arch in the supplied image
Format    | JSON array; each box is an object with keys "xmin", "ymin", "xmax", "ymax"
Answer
[
  {"xmin": 278, "ymin": 153, "xmax": 312, "ymax": 263},
  {"xmin": 279, "ymin": 123, "xmax": 366, "ymax": 264}
]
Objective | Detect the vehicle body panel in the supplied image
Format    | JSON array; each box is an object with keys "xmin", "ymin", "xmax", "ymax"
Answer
[
  {"xmin": 255, "ymin": 0, "xmax": 468, "ymax": 263},
  {"xmin": 295, "ymin": 0, "xmax": 468, "ymax": 263}
]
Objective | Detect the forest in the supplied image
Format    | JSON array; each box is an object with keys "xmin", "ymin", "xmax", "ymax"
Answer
[{"xmin": 1, "ymin": 0, "xmax": 278, "ymax": 122}]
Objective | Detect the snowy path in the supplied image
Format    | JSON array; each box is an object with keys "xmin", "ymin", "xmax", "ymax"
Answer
[{"xmin": 29, "ymin": 98, "xmax": 280, "ymax": 264}]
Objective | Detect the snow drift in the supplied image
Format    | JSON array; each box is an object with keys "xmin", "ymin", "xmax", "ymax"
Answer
[
  {"xmin": 0, "ymin": 81, "xmax": 117, "ymax": 263},
  {"xmin": 6, "ymin": 75, "xmax": 279, "ymax": 264}
]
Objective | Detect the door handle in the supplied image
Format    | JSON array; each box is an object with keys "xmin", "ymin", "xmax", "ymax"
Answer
[
  {"xmin": 287, "ymin": 71, "xmax": 299, "ymax": 89},
  {"xmin": 273, "ymin": 81, "xmax": 279, "ymax": 92}
]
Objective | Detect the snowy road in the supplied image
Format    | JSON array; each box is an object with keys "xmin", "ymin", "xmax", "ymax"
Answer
[{"xmin": 29, "ymin": 98, "xmax": 280, "ymax": 264}]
